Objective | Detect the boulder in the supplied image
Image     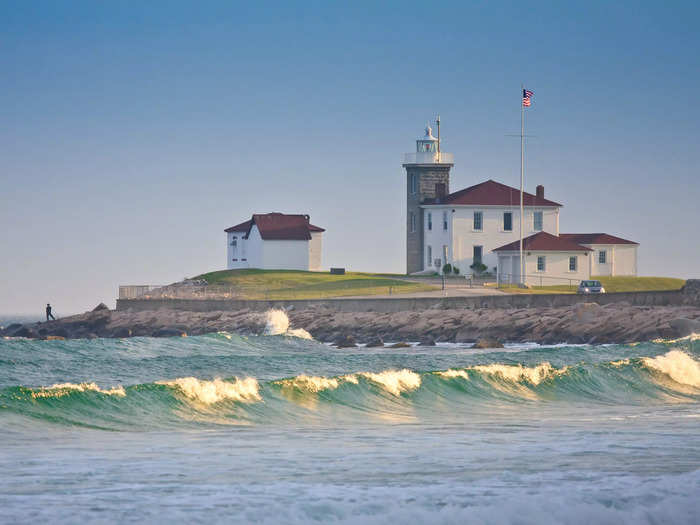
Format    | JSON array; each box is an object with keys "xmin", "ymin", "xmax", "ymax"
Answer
[
  {"xmin": 335, "ymin": 334, "xmax": 357, "ymax": 348},
  {"xmin": 574, "ymin": 302, "xmax": 603, "ymax": 323},
  {"xmin": 472, "ymin": 338, "xmax": 503, "ymax": 349},
  {"xmin": 153, "ymin": 328, "xmax": 187, "ymax": 338},
  {"xmin": 112, "ymin": 327, "xmax": 133, "ymax": 338},
  {"xmin": 454, "ymin": 328, "xmax": 475, "ymax": 343},
  {"xmin": 364, "ymin": 338, "xmax": 384, "ymax": 348},
  {"xmin": 45, "ymin": 335, "xmax": 66, "ymax": 341},
  {"xmin": 389, "ymin": 342, "xmax": 411, "ymax": 348},
  {"xmin": 10, "ymin": 325, "xmax": 39, "ymax": 339},
  {"xmin": 92, "ymin": 303, "xmax": 110, "ymax": 312},
  {"xmin": 418, "ymin": 337, "xmax": 436, "ymax": 346},
  {"xmin": 668, "ymin": 318, "xmax": 700, "ymax": 338},
  {"xmin": 1, "ymin": 323, "xmax": 22, "ymax": 335}
]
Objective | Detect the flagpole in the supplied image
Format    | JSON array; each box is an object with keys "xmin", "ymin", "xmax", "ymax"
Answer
[{"xmin": 520, "ymin": 84, "xmax": 525, "ymax": 286}]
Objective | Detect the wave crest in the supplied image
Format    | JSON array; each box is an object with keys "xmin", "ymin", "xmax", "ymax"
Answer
[
  {"xmin": 440, "ymin": 363, "xmax": 565, "ymax": 385},
  {"xmin": 158, "ymin": 377, "xmax": 261, "ymax": 404},
  {"xmin": 642, "ymin": 350, "xmax": 700, "ymax": 387},
  {"xmin": 359, "ymin": 369, "xmax": 421, "ymax": 396}
]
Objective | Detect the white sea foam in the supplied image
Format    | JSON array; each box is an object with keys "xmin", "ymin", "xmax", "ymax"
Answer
[
  {"xmin": 32, "ymin": 382, "xmax": 126, "ymax": 399},
  {"xmin": 439, "ymin": 363, "xmax": 565, "ymax": 385},
  {"xmin": 264, "ymin": 309, "xmax": 313, "ymax": 339},
  {"xmin": 159, "ymin": 377, "xmax": 261, "ymax": 404},
  {"xmin": 359, "ymin": 369, "xmax": 421, "ymax": 396},
  {"xmin": 641, "ymin": 350, "xmax": 700, "ymax": 387}
]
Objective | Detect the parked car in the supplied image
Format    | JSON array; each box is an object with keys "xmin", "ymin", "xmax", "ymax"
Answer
[{"xmin": 577, "ymin": 280, "xmax": 606, "ymax": 294}]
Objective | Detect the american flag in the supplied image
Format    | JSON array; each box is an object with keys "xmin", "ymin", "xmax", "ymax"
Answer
[{"xmin": 522, "ymin": 89, "xmax": 533, "ymax": 107}]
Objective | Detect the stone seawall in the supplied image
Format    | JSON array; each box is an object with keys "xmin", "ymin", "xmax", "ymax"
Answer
[{"xmin": 116, "ymin": 281, "xmax": 699, "ymax": 313}]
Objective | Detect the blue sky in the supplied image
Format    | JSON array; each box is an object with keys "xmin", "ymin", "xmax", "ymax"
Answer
[{"xmin": 1, "ymin": 1, "xmax": 699, "ymax": 314}]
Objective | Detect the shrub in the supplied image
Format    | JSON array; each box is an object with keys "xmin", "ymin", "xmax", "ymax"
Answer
[
  {"xmin": 442, "ymin": 263, "xmax": 452, "ymax": 275},
  {"xmin": 453, "ymin": 267, "xmax": 460, "ymax": 275},
  {"xmin": 470, "ymin": 262, "xmax": 487, "ymax": 275}
]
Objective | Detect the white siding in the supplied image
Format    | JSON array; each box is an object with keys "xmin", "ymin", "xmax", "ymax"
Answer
[
  {"xmin": 308, "ymin": 232, "xmax": 323, "ymax": 271},
  {"xmin": 423, "ymin": 205, "xmax": 560, "ymax": 275},
  {"xmin": 227, "ymin": 231, "xmax": 250, "ymax": 270},
  {"xmin": 584, "ymin": 244, "xmax": 638, "ymax": 277},
  {"xmin": 498, "ymin": 250, "xmax": 591, "ymax": 285}
]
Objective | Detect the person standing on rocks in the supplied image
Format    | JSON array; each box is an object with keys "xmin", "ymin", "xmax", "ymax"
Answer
[{"xmin": 46, "ymin": 303, "xmax": 56, "ymax": 321}]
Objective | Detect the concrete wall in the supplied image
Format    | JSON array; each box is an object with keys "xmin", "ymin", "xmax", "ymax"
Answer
[{"xmin": 117, "ymin": 286, "xmax": 696, "ymax": 314}]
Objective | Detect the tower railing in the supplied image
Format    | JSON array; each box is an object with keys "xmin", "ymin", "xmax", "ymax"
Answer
[{"xmin": 403, "ymin": 152, "xmax": 454, "ymax": 164}]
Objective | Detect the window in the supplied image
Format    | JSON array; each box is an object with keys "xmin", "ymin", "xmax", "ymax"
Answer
[
  {"xmin": 533, "ymin": 211, "xmax": 543, "ymax": 231},
  {"xmin": 473, "ymin": 245, "xmax": 483, "ymax": 264},
  {"xmin": 427, "ymin": 245, "xmax": 432, "ymax": 267},
  {"xmin": 230, "ymin": 236, "xmax": 237, "ymax": 247},
  {"xmin": 473, "ymin": 211, "xmax": 483, "ymax": 231},
  {"xmin": 427, "ymin": 212, "xmax": 432, "ymax": 231},
  {"xmin": 537, "ymin": 256, "xmax": 546, "ymax": 272},
  {"xmin": 410, "ymin": 174, "xmax": 417, "ymax": 195},
  {"xmin": 503, "ymin": 212, "xmax": 512, "ymax": 232},
  {"xmin": 410, "ymin": 212, "xmax": 416, "ymax": 233},
  {"xmin": 569, "ymin": 256, "xmax": 577, "ymax": 272},
  {"xmin": 443, "ymin": 211, "xmax": 448, "ymax": 231},
  {"xmin": 599, "ymin": 250, "xmax": 607, "ymax": 264}
]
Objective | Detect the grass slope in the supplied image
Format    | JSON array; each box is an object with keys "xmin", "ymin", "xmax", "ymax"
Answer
[
  {"xmin": 500, "ymin": 276, "xmax": 686, "ymax": 294},
  {"xmin": 195, "ymin": 269, "xmax": 437, "ymax": 300}
]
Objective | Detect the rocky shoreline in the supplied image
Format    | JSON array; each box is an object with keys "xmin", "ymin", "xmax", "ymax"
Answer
[{"xmin": 2, "ymin": 302, "xmax": 700, "ymax": 345}]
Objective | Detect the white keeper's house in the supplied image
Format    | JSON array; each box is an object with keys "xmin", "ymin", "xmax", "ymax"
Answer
[
  {"xmin": 404, "ymin": 124, "xmax": 639, "ymax": 284},
  {"xmin": 225, "ymin": 213, "xmax": 324, "ymax": 271}
]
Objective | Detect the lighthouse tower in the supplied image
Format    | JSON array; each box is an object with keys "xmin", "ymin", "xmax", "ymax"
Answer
[{"xmin": 403, "ymin": 121, "xmax": 454, "ymax": 273}]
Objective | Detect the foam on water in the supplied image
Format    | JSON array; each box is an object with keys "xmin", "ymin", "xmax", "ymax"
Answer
[
  {"xmin": 439, "ymin": 362, "xmax": 566, "ymax": 385},
  {"xmin": 358, "ymin": 369, "xmax": 422, "ymax": 396},
  {"xmin": 158, "ymin": 377, "xmax": 261, "ymax": 404},
  {"xmin": 31, "ymin": 382, "xmax": 126, "ymax": 398},
  {"xmin": 642, "ymin": 350, "xmax": 700, "ymax": 387}
]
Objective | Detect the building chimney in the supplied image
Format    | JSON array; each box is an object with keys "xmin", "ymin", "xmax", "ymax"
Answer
[
  {"xmin": 536, "ymin": 185, "xmax": 544, "ymax": 199},
  {"xmin": 435, "ymin": 183, "xmax": 446, "ymax": 202}
]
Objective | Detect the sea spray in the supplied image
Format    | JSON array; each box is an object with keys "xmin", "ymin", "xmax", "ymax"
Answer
[{"xmin": 264, "ymin": 309, "xmax": 313, "ymax": 339}]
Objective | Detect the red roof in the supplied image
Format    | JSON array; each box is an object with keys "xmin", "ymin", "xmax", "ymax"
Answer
[
  {"xmin": 224, "ymin": 213, "xmax": 324, "ymax": 240},
  {"xmin": 424, "ymin": 179, "xmax": 562, "ymax": 207},
  {"xmin": 560, "ymin": 233, "xmax": 638, "ymax": 245},
  {"xmin": 494, "ymin": 232, "xmax": 592, "ymax": 252}
]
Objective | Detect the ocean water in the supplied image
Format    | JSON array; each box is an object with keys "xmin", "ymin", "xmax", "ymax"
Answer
[{"xmin": 1, "ymin": 314, "xmax": 699, "ymax": 524}]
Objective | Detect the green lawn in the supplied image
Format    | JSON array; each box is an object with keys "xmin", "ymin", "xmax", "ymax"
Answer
[
  {"xmin": 499, "ymin": 276, "xmax": 686, "ymax": 294},
  {"xmin": 194, "ymin": 269, "xmax": 437, "ymax": 300}
]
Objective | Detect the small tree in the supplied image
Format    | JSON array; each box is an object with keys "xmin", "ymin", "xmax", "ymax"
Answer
[
  {"xmin": 442, "ymin": 263, "xmax": 452, "ymax": 275},
  {"xmin": 470, "ymin": 262, "xmax": 487, "ymax": 275},
  {"xmin": 453, "ymin": 266, "xmax": 460, "ymax": 275}
]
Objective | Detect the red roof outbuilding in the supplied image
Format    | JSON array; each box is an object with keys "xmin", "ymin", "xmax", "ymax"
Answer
[{"xmin": 224, "ymin": 213, "xmax": 324, "ymax": 241}]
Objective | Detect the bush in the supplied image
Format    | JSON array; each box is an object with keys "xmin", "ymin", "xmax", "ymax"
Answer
[
  {"xmin": 470, "ymin": 262, "xmax": 487, "ymax": 275},
  {"xmin": 442, "ymin": 263, "xmax": 452, "ymax": 275},
  {"xmin": 453, "ymin": 267, "xmax": 460, "ymax": 275}
]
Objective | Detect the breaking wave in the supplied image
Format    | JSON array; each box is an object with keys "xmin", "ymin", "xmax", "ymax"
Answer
[{"xmin": 2, "ymin": 350, "xmax": 698, "ymax": 430}]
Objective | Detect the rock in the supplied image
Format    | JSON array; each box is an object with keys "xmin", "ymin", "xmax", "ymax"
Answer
[
  {"xmin": 364, "ymin": 338, "xmax": 384, "ymax": 348},
  {"xmin": 668, "ymin": 318, "xmax": 700, "ymax": 338},
  {"xmin": 418, "ymin": 337, "xmax": 436, "ymax": 346},
  {"xmin": 11, "ymin": 325, "xmax": 39, "ymax": 339},
  {"xmin": 335, "ymin": 334, "xmax": 357, "ymax": 348},
  {"xmin": 454, "ymin": 328, "xmax": 475, "ymax": 343},
  {"xmin": 45, "ymin": 335, "xmax": 66, "ymax": 341},
  {"xmin": 472, "ymin": 338, "xmax": 503, "ymax": 349},
  {"xmin": 574, "ymin": 302, "xmax": 603, "ymax": 323},
  {"xmin": 153, "ymin": 328, "xmax": 187, "ymax": 338},
  {"xmin": 112, "ymin": 327, "xmax": 133, "ymax": 338},
  {"xmin": 92, "ymin": 303, "xmax": 110, "ymax": 312},
  {"xmin": 389, "ymin": 342, "xmax": 411, "ymax": 348},
  {"xmin": 1, "ymin": 323, "xmax": 22, "ymax": 334},
  {"xmin": 85, "ymin": 333, "xmax": 99, "ymax": 339}
]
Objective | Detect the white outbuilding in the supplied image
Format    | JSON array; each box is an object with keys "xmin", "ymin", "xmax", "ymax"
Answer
[{"xmin": 225, "ymin": 213, "xmax": 324, "ymax": 271}]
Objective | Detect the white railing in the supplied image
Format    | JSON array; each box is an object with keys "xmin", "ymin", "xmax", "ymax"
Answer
[{"xmin": 403, "ymin": 152, "xmax": 454, "ymax": 164}]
